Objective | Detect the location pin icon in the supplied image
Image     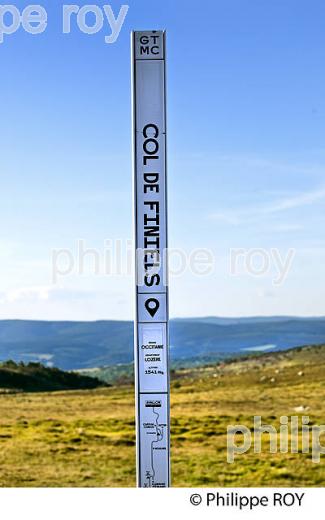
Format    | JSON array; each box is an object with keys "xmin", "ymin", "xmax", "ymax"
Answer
[{"xmin": 145, "ymin": 298, "xmax": 160, "ymax": 318}]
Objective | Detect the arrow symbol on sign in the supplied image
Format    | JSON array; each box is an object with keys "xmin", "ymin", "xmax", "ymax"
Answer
[{"xmin": 145, "ymin": 298, "xmax": 160, "ymax": 318}]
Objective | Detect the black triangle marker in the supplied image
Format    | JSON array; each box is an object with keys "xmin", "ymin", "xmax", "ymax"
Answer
[{"xmin": 145, "ymin": 298, "xmax": 160, "ymax": 318}]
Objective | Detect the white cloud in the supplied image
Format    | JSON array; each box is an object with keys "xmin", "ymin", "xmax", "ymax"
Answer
[
  {"xmin": 208, "ymin": 212, "xmax": 240, "ymax": 225},
  {"xmin": 1, "ymin": 285, "xmax": 99, "ymax": 304},
  {"xmin": 265, "ymin": 187, "xmax": 325, "ymax": 214},
  {"xmin": 5, "ymin": 285, "xmax": 55, "ymax": 303},
  {"xmin": 210, "ymin": 185, "xmax": 325, "ymax": 225}
]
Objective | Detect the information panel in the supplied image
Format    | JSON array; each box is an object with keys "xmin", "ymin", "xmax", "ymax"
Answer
[{"xmin": 132, "ymin": 30, "xmax": 170, "ymax": 488}]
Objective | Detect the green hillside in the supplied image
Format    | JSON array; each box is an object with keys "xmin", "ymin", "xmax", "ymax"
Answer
[
  {"xmin": 78, "ymin": 342, "xmax": 325, "ymax": 384},
  {"xmin": 0, "ymin": 361, "xmax": 107, "ymax": 393}
]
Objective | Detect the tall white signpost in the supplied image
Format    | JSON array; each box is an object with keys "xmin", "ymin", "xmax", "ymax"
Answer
[{"xmin": 132, "ymin": 30, "xmax": 170, "ymax": 488}]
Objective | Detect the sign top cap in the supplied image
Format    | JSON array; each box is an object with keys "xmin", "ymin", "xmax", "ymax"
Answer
[{"xmin": 133, "ymin": 30, "xmax": 165, "ymax": 60}]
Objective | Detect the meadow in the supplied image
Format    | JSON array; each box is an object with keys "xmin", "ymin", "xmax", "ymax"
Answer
[{"xmin": 0, "ymin": 345, "xmax": 325, "ymax": 487}]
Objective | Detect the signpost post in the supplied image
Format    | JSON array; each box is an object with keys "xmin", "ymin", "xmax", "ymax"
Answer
[{"xmin": 132, "ymin": 30, "xmax": 170, "ymax": 488}]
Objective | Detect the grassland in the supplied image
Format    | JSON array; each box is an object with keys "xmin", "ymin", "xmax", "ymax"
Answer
[{"xmin": 0, "ymin": 344, "xmax": 325, "ymax": 487}]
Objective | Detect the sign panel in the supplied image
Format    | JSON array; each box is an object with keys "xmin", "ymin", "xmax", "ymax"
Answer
[
  {"xmin": 139, "ymin": 394, "xmax": 169, "ymax": 488},
  {"xmin": 138, "ymin": 323, "xmax": 168, "ymax": 393},
  {"xmin": 132, "ymin": 30, "xmax": 170, "ymax": 488}
]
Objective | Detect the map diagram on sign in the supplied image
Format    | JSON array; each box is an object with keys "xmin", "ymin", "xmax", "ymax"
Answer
[{"xmin": 139, "ymin": 395, "xmax": 169, "ymax": 487}]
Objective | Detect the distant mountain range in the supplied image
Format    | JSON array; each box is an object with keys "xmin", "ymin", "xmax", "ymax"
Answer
[{"xmin": 0, "ymin": 317, "xmax": 324, "ymax": 370}]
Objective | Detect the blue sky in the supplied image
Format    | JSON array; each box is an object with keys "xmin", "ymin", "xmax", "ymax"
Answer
[{"xmin": 0, "ymin": 0, "xmax": 324, "ymax": 320}]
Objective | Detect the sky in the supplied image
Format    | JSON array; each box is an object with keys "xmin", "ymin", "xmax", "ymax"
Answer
[{"xmin": 0, "ymin": 0, "xmax": 324, "ymax": 320}]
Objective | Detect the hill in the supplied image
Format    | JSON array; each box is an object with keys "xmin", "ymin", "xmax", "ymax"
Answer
[
  {"xmin": 0, "ymin": 361, "xmax": 107, "ymax": 393},
  {"xmin": 78, "ymin": 341, "xmax": 325, "ymax": 384},
  {"xmin": 0, "ymin": 343, "xmax": 324, "ymax": 486},
  {"xmin": 0, "ymin": 316, "xmax": 324, "ymax": 370}
]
